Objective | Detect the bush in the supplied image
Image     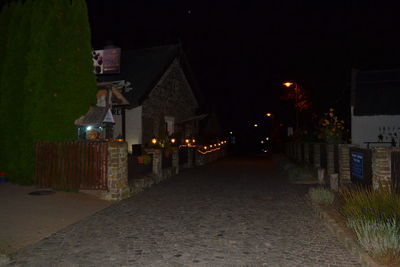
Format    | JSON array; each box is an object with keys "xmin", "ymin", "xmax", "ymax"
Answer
[
  {"xmin": 348, "ymin": 218, "xmax": 400, "ymax": 262},
  {"xmin": 308, "ymin": 187, "xmax": 334, "ymax": 205},
  {"xmin": 340, "ymin": 187, "xmax": 400, "ymax": 222}
]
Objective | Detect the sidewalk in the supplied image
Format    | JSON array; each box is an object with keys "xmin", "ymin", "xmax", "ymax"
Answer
[{"xmin": 0, "ymin": 183, "xmax": 112, "ymax": 256}]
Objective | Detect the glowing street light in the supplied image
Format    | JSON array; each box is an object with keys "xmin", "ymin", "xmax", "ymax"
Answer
[
  {"xmin": 283, "ymin": 81, "xmax": 300, "ymax": 130},
  {"xmin": 266, "ymin": 113, "xmax": 272, "ymax": 117},
  {"xmin": 254, "ymin": 124, "xmax": 258, "ymax": 127},
  {"xmin": 283, "ymin": 82, "xmax": 293, "ymax": 87}
]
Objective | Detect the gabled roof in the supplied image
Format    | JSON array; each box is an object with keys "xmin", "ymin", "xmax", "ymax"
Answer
[
  {"xmin": 353, "ymin": 68, "xmax": 400, "ymax": 116},
  {"xmin": 74, "ymin": 107, "xmax": 114, "ymax": 126},
  {"xmin": 98, "ymin": 45, "xmax": 180, "ymax": 107}
]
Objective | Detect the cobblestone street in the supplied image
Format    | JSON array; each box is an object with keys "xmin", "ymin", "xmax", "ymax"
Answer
[{"xmin": 9, "ymin": 155, "xmax": 360, "ymax": 266}]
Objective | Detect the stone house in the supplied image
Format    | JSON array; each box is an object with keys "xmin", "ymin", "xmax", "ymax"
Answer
[
  {"xmin": 98, "ymin": 45, "xmax": 204, "ymax": 152},
  {"xmin": 351, "ymin": 68, "xmax": 400, "ymax": 148}
]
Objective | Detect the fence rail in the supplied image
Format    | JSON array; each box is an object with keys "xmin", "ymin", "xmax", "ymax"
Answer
[{"xmin": 35, "ymin": 141, "xmax": 108, "ymax": 190}]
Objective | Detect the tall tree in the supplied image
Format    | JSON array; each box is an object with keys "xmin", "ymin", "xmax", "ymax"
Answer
[
  {"xmin": 0, "ymin": 1, "xmax": 34, "ymax": 182},
  {"xmin": 0, "ymin": 0, "xmax": 97, "ymax": 183}
]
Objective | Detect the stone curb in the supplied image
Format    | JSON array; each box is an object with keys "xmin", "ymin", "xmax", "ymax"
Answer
[{"xmin": 308, "ymin": 201, "xmax": 381, "ymax": 267}]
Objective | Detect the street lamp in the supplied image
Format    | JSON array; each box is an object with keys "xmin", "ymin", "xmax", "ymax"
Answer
[{"xmin": 283, "ymin": 81, "xmax": 300, "ymax": 130}]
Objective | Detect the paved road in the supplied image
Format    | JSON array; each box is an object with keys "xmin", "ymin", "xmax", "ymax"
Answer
[{"xmin": 9, "ymin": 155, "xmax": 360, "ymax": 266}]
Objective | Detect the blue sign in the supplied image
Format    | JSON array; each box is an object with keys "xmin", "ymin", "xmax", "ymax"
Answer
[{"xmin": 351, "ymin": 152, "xmax": 364, "ymax": 179}]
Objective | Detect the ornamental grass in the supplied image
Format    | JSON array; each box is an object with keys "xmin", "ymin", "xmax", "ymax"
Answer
[
  {"xmin": 347, "ymin": 218, "xmax": 400, "ymax": 263},
  {"xmin": 308, "ymin": 187, "xmax": 334, "ymax": 205},
  {"xmin": 339, "ymin": 187, "xmax": 400, "ymax": 222}
]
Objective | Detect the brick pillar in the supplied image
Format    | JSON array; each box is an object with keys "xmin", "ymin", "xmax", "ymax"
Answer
[
  {"xmin": 172, "ymin": 147, "xmax": 179, "ymax": 174},
  {"xmin": 304, "ymin": 143, "xmax": 309, "ymax": 164},
  {"xmin": 327, "ymin": 144, "xmax": 335, "ymax": 175},
  {"xmin": 313, "ymin": 143, "xmax": 321, "ymax": 168},
  {"xmin": 107, "ymin": 142, "xmax": 129, "ymax": 201},
  {"xmin": 338, "ymin": 144, "xmax": 352, "ymax": 186},
  {"xmin": 372, "ymin": 147, "xmax": 392, "ymax": 191}
]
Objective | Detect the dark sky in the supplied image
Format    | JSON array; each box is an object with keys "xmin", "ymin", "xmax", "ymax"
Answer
[{"xmin": 86, "ymin": 0, "xmax": 400, "ymax": 131}]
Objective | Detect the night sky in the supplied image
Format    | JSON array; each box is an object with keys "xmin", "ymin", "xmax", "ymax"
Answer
[{"xmin": 86, "ymin": 0, "xmax": 400, "ymax": 132}]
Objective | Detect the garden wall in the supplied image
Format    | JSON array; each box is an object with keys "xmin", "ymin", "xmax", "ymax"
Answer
[{"xmin": 285, "ymin": 142, "xmax": 400, "ymax": 192}]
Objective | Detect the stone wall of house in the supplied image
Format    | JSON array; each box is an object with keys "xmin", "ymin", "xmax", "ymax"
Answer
[{"xmin": 141, "ymin": 59, "xmax": 198, "ymax": 146}]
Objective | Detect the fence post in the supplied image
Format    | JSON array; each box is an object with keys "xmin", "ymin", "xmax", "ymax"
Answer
[
  {"xmin": 338, "ymin": 144, "xmax": 352, "ymax": 186},
  {"xmin": 172, "ymin": 147, "xmax": 179, "ymax": 175},
  {"xmin": 372, "ymin": 147, "xmax": 392, "ymax": 191},
  {"xmin": 326, "ymin": 144, "xmax": 335, "ymax": 176},
  {"xmin": 313, "ymin": 143, "xmax": 321, "ymax": 169},
  {"xmin": 304, "ymin": 143, "xmax": 309, "ymax": 164}
]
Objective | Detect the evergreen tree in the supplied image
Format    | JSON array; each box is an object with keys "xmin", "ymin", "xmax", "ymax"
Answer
[
  {"xmin": 0, "ymin": 2, "xmax": 15, "ymax": 172},
  {"xmin": 0, "ymin": 1, "xmax": 34, "ymax": 183}
]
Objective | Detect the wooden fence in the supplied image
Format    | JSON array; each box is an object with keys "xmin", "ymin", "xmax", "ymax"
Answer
[{"xmin": 35, "ymin": 141, "xmax": 108, "ymax": 190}]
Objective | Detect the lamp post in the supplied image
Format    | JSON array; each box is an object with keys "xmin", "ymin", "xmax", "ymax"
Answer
[{"xmin": 283, "ymin": 81, "xmax": 300, "ymax": 130}]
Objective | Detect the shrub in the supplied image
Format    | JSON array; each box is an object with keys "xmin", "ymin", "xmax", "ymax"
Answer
[
  {"xmin": 348, "ymin": 218, "xmax": 400, "ymax": 262},
  {"xmin": 340, "ymin": 187, "xmax": 400, "ymax": 222},
  {"xmin": 308, "ymin": 187, "xmax": 334, "ymax": 205}
]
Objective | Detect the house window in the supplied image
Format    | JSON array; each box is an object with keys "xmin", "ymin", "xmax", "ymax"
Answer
[{"xmin": 165, "ymin": 116, "xmax": 175, "ymax": 135}]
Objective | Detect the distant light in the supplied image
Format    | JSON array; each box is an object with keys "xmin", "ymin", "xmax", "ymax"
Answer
[
  {"xmin": 229, "ymin": 131, "xmax": 233, "ymax": 135},
  {"xmin": 254, "ymin": 124, "xmax": 258, "ymax": 127},
  {"xmin": 204, "ymin": 146, "xmax": 207, "ymax": 150},
  {"xmin": 86, "ymin": 126, "xmax": 92, "ymax": 131},
  {"xmin": 261, "ymin": 140, "xmax": 264, "ymax": 144},
  {"xmin": 266, "ymin": 113, "xmax": 272, "ymax": 117},
  {"xmin": 266, "ymin": 137, "xmax": 269, "ymax": 140},
  {"xmin": 185, "ymin": 139, "xmax": 190, "ymax": 144},
  {"xmin": 192, "ymin": 139, "xmax": 196, "ymax": 143},
  {"xmin": 151, "ymin": 138, "xmax": 157, "ymax": 145},
  {"xmin": 171, "ymin": 138, "xmax": 176, "ymax": 144},
  {"xmin": 283, "ymin": 82, "xmax": 293, "ymax": 87}
]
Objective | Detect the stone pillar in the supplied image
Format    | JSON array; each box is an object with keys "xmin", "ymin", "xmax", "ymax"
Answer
[
  {"xmin": 372, "ymin": 147, "xmax": 393, "ymax": 191},
  {"xmin": 107, "ymin": 142, "xmax": 130, "ymax": 201},
  {"xmin": 145, "ymin": 148, "xmax": 162, "ymax": 181},
  {"xmin": 313, "ymin": 143, "xmax": 321, "ymax": 168},
  {"xmin": 304, "ymin": 143, "xmax": 309, "ymax": 164},
  {"xmin": 295, "ymin": 143, "xmax": 300, "ymax": 162},
  {"xmin": 172, "ymin": 147, "xmax": 179, "ymax": 174},
  {"xmin": 338, "ymin": 144, "xmax": 352, "ymax": 186},
  {"xmin": 326, "ymin": 144, "xmax": 335, "ymax": 176},
  {"xmin": 187, "ymin": 147, "xmax": 194, "ymax": 168},
  {"xmin": 195, "ymin": 150, "xmax": 206, "ymax": 166}
]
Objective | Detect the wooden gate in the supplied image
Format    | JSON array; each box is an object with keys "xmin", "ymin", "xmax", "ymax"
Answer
[{"xmin": 35, "ymin": 141, "xmax": 108, "ymax": 190}]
